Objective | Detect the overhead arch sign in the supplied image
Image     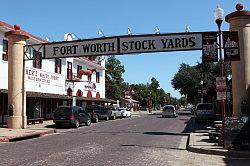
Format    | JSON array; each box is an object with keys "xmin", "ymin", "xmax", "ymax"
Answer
[
  {"xmin": 43, "ymin": 32, "xmax": 202, "ymax": 59},
  {"xmin": 26, "ymin": 31, "xmax": 239, "ymax": 60}
]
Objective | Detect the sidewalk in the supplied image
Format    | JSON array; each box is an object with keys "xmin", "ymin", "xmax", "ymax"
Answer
[
  {"xmin": 187, "ymin": 131, "xmax": 250, "ymax": 158},
  {"xmin": 0, "ymin": 120, "xmax": 56, "ymax": 142}
]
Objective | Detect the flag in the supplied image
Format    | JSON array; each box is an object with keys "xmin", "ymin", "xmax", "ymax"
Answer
[
  {"xmin": 98, "ymin": 29, "xmax": 104, "ymax": 36},
  {"xmin": 64, "ymin": 33, "xmax": 75, "ymax": 41},
  {"xmin": 185, "ymin": 25, "xmax": 191, "ymax": 33},
  {"xmin": 154, "ymin": 26, "xmax": 160, "ymax": 34},
  {"xmin": 127, "ymin": 28, "xmax": 132, "ymax": 35}
]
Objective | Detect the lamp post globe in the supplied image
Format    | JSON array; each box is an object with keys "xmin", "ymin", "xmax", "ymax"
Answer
[
  {"xmin": 214, "ymin": 6, "xmax": 224, "ymax": 20},
  {"xmin": 214, "ymin": 6, "xmax": 224, "ymax": 29}
]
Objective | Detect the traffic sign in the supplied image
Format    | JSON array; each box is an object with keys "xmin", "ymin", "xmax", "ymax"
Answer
[{"xmin": 216, "ymin": 77, "xmax": 226, "ymax": 90}]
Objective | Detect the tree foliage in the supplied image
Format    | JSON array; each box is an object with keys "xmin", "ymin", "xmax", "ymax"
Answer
[
  {"xmin": 171, "ymin": 62, "xmax": 231, "ymax": 104},
  {"xmin": 105, "ymin": 56, "xmax": 125, "ymax": 100}
]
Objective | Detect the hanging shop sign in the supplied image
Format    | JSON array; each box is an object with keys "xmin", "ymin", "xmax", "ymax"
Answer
[
  {"xmin": 223, "ymin": 31, "xmax": 240, "ymax": 61},
  {"xmin": 202, "ymin": 32, "xmax": 218, "ymax": 62}
]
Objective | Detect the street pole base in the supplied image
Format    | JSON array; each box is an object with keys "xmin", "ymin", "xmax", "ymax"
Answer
[{"xmin": 7, "ymin": 116, "xmax": 22, "ymax": 129}]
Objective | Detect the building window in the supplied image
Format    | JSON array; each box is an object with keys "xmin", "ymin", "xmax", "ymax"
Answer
[
  {"xmin": 2, "ymin": 39, "xmax": 8, "ymax": 61},
  {"xmin": 67, "ymin": 61, "xmax": 72, "ymax": 80},
  {"xmin": 55, "ymin": 58, "xmax": 62, "ymax": 74},
  {"xmin": 87, "ymin": 68, "xmax": 92, "ymax": 82},
  {"xmin": 33, "ymin": 50, "xmax": 42, "ymax": 69},
  {"xmin": 77, "ymin": 65, "xmax": 82, "ymax": 78},
  {"xmin": 96, "ymin": 72, "xmax": 100, "ymax": 83}
]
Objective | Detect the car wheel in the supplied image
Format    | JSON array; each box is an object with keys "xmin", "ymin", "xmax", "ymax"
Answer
[
  {"xmin": 75, "ymin": 119, "xmax": 80, "ymax": 128},
  {"xmin": 94, "ymin": 116, "xmax": 99, "ymax": 123},
  {"xmin": 85, "ymin": 118, "xmax": 91, "ymax": 126},
  {"xmin": 106, "ymin": 116, "xmax": 109, "ymax": 121}
]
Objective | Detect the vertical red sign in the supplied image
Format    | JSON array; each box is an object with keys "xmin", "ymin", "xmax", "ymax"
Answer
[
  {"xmin": 202, "ymin": 32, "xmax": 218, "ymax": 62},
  {"xmin": 223, "ymin": 31, "xmax": 240, "ymax": 61}
]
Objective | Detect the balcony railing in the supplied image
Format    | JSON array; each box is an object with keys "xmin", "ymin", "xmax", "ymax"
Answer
[{"xmin": 66, "ymin": 73, "xmax": 82, "ymax": 82}]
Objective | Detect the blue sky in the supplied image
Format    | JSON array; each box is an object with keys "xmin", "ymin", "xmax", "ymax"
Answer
[{"xmin": 1, "ymin": 0, "xmax": 249, "ymax": 98}]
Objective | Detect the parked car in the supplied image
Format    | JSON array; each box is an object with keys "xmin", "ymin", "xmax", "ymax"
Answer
[
  {"xmin": 194, "ymin": 103, "xmax": 215, "ymax": 122},
  {"xmin": 162, "ymin": 105, "xmax": 178, "ymax": 118},
  {"xmin": 53, "ymin": 106, "xmax": 91, "ymax": 128},
  {"xmin": 107, "ymin": 106, "xmax": 123, "ymax": 120},
  {"xmin": 119, "ymin": 108, "xmax": 132, "ymax": 118},
  {"xmin": 85, "ymin": 104, "xmax": 112, "ymax": 122}
]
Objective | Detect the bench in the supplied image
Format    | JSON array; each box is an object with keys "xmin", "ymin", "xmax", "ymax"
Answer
[{"xmin": 27, "ymin": 118, "xmax": 44, "ymax": 125}]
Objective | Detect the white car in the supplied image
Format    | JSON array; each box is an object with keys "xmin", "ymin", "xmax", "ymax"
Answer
[
  {"xmin": 162, "ymin": 105, "xmax": 178, "ymax": 118},
  {"xmin": 119, "ymin": 108, "xmax": 132, "ymax": 118},
  {"xmin": 194, "ymin": 103, "xmax": 215, "ymax": 122},
  {"xmin": 109, "ymin": 107, "xmax": 123, "ymax": 119}
]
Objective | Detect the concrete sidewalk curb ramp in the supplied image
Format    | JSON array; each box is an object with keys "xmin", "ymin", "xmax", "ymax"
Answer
[
  {"xmin": 0, "ymin": 129, "xmax": 56, "ymax": 142},
  {"xmin": 187, "ymin": 132, "xmax": 250, "ymax": 158}
]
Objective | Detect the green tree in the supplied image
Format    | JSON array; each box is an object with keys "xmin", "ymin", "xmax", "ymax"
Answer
[
  {"xmin": 171, "ymin": 62, "xmax": 231, "ymax": 104},
  {"xmin": 105, "ymin": 56, "xmax": 125, "ymax": 100}
]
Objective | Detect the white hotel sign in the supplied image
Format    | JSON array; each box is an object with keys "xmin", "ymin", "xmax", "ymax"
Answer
[{"xmin": 44, "ymin": 33, "xmax": 203, "ymax": 58}]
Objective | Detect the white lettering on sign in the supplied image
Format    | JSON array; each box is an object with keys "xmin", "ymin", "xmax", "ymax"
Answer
[{"xmin": 45, "ymin": 38, "xmax": 118, "ymax": 58}]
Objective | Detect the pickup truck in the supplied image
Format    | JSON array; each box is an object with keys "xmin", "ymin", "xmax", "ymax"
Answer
[{"xmin": 85, "ymin": 104, "xmax": 112, "ymax": 122}]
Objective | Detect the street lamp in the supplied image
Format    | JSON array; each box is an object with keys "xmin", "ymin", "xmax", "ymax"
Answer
[
  {"xmin": 214, "ymin": 5, "xmax": 226, "ymax": 148},
  {"xmin": 200, "ymin": 80, "xmax": 204, "ymax": 103},
  {"xmin": 214, "ymin": 6, "xmax": 224, "ymax": 76},
  {"xmin": 148, "ymin": 91, "xmax": 152, "ymax": 113}
]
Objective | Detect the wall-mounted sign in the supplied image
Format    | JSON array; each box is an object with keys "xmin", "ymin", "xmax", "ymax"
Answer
[
  {"xmin": 223, "ymin": 31, "xmax": 240, "ymax": 61},
  {"xmin": 26, "ymin": 67, "xmax": 62, "ymax": 86},
  {"xmin": 202, "ymin": 32, "xmax": 218, "ymax": 62},
  {"xmin": 84, "ymin": 82, "xmax": 96, "ymax": 91}
]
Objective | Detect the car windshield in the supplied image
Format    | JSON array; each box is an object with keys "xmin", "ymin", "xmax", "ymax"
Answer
[
  {"xmin": 54, "ymin": 107, "xmax": 72, "ymax": 116},
  {"xmin": 197, "ymin": 104, "xmax": 213, "ymax": 110},
  {"xmin": 163, "ymin": 106, "xmax": 174, "ymax": 110}
]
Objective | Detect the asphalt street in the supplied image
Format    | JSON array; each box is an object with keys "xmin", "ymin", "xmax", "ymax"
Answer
[{"xmin": 0, "ymin": 113, "xmax": 248, "ymax": 166}]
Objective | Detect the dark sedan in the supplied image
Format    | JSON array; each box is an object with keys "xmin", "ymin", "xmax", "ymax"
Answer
[{"xmin": 53, "ymin": 106, "xmax": 91, "ymax": 128}]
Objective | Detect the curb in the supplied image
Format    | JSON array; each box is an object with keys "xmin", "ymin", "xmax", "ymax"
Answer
[
  {"xmin": 0, "ymin": 129, "xmax": 56, "ymax": 142},
  {"xmin": 186, "ymin": 133, "xmax": 250, "ymax": 158}
]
